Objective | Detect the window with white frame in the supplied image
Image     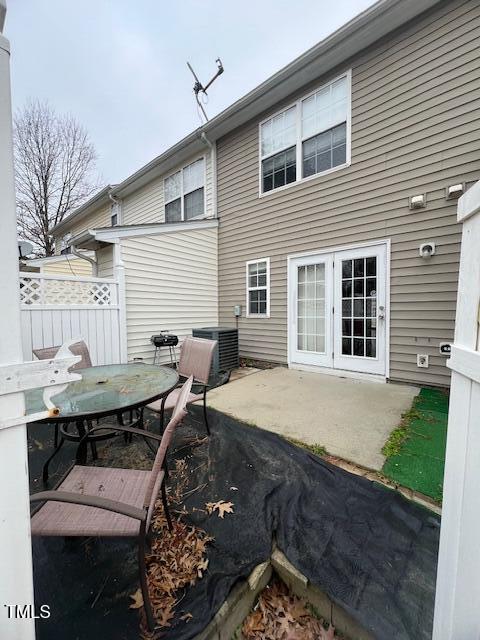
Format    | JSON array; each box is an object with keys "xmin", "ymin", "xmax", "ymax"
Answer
[
  {"xmin": 164, "ymin": 158, "xmax": 205, "ymax": 222},
  {"xmin": 246, "ymin": 258, "xmax": 270, "ymax": 316},
  {"xmin": 60, "ymin": 233, "xmax": 71, "ymax": 254},
  {"xmin": 110, "ymin": 204, "xmax": 118, "ymax": 226},
  {"xmin": 260, "ymin": 72, "xmax": 350, "ymax": 194}
]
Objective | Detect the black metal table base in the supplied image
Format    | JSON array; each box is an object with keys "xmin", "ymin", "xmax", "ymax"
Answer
[{"xmin": 42, "ymin": 409, "xmax": 145, "ymax": 486}]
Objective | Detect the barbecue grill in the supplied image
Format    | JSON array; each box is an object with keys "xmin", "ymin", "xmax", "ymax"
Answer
[{"xmin": 151, "ymin": 332, "xmax": 179, "ymax": 366}]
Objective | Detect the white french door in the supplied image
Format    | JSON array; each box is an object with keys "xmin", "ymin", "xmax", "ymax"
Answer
[
  {"xmin": 289, "ymin": 254, "xmax": 334, "ymax": 368},
  {"xmin": 289, "ymin": 242, "xmax": 387, "ymax": 376}
]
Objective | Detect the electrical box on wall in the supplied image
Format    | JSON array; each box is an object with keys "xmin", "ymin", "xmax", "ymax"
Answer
[
  {"xmin": 417, "ymin": 354, "xmax": 429, "ymax": 368},
  {"xmin": 234, "ymin": 305, "xmax": 242, "ymax": 317}
]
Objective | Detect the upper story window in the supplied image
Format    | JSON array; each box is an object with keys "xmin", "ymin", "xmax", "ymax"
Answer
[
  {"xmin": 60, "ymin": 233, "xmax": 71, "ymax": 255},
  {"xmin": 164, "ymin": 158, "xmax": 205, "ymax": 223},
  {"xmin": 259, "ymin": 72, "xmax": 350, "ymax": 194}
]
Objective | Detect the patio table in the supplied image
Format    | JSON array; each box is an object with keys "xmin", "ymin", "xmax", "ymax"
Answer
[{"xmin": 25, "ymin": 363, "xmax": 179, "ymax": 483}]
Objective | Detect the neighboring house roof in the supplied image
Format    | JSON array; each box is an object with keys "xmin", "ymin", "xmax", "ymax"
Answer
[
  {"xmin": 71, "ymin": 218, "xmax": 219, "ymax": 250},
  {"xmin": 49, "ymin": 185, "xmax": 115, "ymax": 236},
  {"xmin": 51, "ymin": 0, "xmax": 442, "ymax": 226}
]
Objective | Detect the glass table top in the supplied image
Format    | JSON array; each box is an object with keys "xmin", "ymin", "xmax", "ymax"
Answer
[{"xmin": 25, "ymin": 364, "xmax": 179, "ymax": 421}]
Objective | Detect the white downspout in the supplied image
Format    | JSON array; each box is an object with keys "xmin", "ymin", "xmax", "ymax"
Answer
[
  {"xmin": 113, "ymin": 240, "xmax": 128, "ymax": 363},
  {"xmin": 200, "ymin": 131, "xmax": 217, "ymax": 218},
  {"xmin": 0, "ymin": 4, "xmax": 36, "ymax": 638},
  {"xmin": 70, "ymin": 246, "xmax": 98, "ymax": 276}
]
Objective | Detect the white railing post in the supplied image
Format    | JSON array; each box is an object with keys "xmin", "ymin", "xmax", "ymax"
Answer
[
  {"xmin": 0, "ymin": 5, "xmax": 36, "ymax": 637},
  {"xmin": 433, "ymin": 180, "xmax": 480, "ymax": 639}
]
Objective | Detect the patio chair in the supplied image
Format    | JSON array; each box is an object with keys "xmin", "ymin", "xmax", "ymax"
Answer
[
  {"xmin": 30, "ymin": 375, "xmax": 194, "ymax": 632},
  {"xmin": 33, "ymin": 341, "xmax": 92, "ymax": 449},
  {"xmin": 33, "ymin": 340, "xmax": 92, "ymax": 369},
  {"xmin": 147, "ymin": 336, "xmax": 217, "ymax": 435}
]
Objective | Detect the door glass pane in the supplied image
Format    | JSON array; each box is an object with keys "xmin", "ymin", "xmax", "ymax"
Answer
[
  {"xmin": 341, "ymin": 256, "xmax": 377, "ymax": 358},
  {"xmin": 297, "ymin": 263, "xmax": 325, "ymax": 353}
]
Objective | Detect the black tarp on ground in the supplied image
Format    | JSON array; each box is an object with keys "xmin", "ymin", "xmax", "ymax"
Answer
[{"xmin": 30, "ymin": 405, "xmax": 439, "ymax": 640}]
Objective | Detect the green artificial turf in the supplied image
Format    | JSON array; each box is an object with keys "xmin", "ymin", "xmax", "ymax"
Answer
[{"xmin": 382, "ymin": 388, "xmax": 449, "ymax": 503}]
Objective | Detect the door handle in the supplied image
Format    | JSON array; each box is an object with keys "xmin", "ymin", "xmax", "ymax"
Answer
[{"xmin": 378, "ymin": 305, "xmax": 385, "ymax": 320}]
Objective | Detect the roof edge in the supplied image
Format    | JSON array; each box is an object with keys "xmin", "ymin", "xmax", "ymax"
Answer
[
  {"xmin": 111, "ymin": 0, "xmax": 442, "ymax": 198},
  {"xmin": 91, "ymin": 218, "xmax": 219, "ymax": 241},
  {"xmin": 49, "ymin": 185, "xmax": 114, "ymax": 236}
]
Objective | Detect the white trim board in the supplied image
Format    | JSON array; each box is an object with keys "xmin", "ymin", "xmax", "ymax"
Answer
[{"xmin": 90, "ymin": 218, "xmax": 218, "ymax": 242}]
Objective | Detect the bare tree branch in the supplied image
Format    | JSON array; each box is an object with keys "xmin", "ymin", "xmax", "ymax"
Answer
[{"xmin": 14, "ymin": 99, "xmax": 100, "ymax": 256}]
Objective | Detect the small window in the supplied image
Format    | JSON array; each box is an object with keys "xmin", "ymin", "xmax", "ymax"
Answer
[
  {"xmin": 246, "ymin": 258, "xmax": 270, "ymax": 317},
  {"xmin": 60, "ymin": 234, "xmax": 71, "ymax": 254},
  {"xmin": 164, "ymin": 158, "xmax": 205, "ymax": 222},
  {"xmin": 110, "ymin": 202, "xmax": 120, "ymax": 226}
]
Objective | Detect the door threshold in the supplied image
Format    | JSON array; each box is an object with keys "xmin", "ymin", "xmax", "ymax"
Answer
[{"xmin": 289, "ymin": 362, "xmax": 387, "ymax": 384}]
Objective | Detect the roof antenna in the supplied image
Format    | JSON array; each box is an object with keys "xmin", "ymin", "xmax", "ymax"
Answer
[{"xmin": 187, "ymin": 58, "xmax": 224, "ymax": 123}]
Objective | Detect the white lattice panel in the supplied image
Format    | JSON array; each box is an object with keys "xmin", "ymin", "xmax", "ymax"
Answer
[{"xmin": 20, "ymin": 277, "xmax": 112, "ymax": 306}]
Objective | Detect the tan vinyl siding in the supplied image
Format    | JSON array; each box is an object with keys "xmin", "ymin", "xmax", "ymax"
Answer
[
  {"xmin": 216, "ymin": 0, "xmax": 480, "ymax": 387},
  {"xmin": 96, "ymin": 246, "xmax": 114, "ymax": 279},
  {"xmin": 53, "ymin": 202, "xmax": 112, "ymax": 250},
  {"xmin": 121, "ymin": 151, "xmax": 214, "ymax": 225},
  {"xmin": 121, "ymin": 228, "xmax": 218, "ymax": 364},
  {"xmin": 42, "ymin": 257, "xmax": 92, "ymax": 277}
]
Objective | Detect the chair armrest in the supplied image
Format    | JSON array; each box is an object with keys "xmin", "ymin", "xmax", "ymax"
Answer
[
  {"xmin": 176, "ymin": 374, "xmax": 206, "ymax": 394},
  {"xmin": 75, "ymin": 424, "xmax": 163, "ymax": 462},
  {"xmin": 85, "ymin": 424, "xmax": 163, "ymax": 442},
  {"xmin": 30, "ymin": 490, "xmax": 146, "ymax": 521}
]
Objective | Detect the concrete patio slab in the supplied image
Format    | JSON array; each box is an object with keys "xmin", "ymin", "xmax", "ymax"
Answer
[{"xmin": 207, "ymin": 367, "xmax": 419, "ymax": 470}]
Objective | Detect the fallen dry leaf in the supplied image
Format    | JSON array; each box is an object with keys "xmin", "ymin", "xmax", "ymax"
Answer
[
  {"xmin": 129, "ymin": 588, "xmax": 144, "ymax": 609},
  {"xmin": 180, "ymin": 612, "xmax": 193, "ymax": 622},
  {"xmin": 137, "ymin": 458, "xmax": 214, "ymax": 639},
  {"xmin": 197, "ymin": 558, "xmax": 209, "ymax": 578},
  {"xmin": 205, "ymin": 500, "xmax": 234, "ymax": 518},
  {"xmin": 242, "ymin": 579, "xmax": 338, "ymax": 640}
]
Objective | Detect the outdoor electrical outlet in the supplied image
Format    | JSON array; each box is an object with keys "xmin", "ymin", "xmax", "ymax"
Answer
[{"xmin": 417, "ymin": 354, "xmax": 429, "ymax": 368}]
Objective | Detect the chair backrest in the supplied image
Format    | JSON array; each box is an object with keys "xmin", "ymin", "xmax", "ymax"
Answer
[
  {"xmin": 178, "ymin": 336, "xmax": 217, "ymax": 385},
  {"xmin": 144, "ymin": 375, "xmax": 194, "ymax": 526},
  {"xmin": 33, "ymin": 341, "xmax": 92, "ymax": 370}
]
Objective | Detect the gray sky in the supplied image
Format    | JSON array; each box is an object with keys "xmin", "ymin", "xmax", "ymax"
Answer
[{"xmin": 6, "ymin": 0, "xmax": 376, "ymax": 185}]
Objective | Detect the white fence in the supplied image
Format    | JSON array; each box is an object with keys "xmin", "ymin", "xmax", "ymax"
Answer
[
  {"xmin": 20, "ymin": 273, "xmax": 122, "ymax": 365},
  {"xmin": 433, "ymin": 181, "xmax": 480, "ymax": 638}
]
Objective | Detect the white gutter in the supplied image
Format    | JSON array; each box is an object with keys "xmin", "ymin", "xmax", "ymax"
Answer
[{"xmin": 0, "ymin": 5, "xmax": 36, "ymax": 637}]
